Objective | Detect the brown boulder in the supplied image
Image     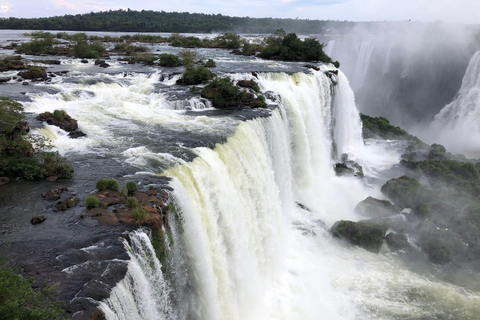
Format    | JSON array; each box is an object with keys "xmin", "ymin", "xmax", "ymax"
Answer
[
  {"xmin": 31, "ymin": 215, "xmax": 46, "ymax": 225},
  {"xmin": 37, "ymin": 111, "xmax": 78, "ymax": 132},
  {"xmin": 41, "ymin": 186, "xmax": 68, "ymax": 201},
  {"xmin": 54, "ymin": 197, "xmax": 80, "ymax": 211}
]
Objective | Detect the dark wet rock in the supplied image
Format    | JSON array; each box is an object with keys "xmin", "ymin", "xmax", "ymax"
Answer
[
  {"xmin": 35, "ymin": 60, "xmax": 61, "ymax": 65},
  {"xmin": 381, "ymin": 175, "xmax": 422, "ymax": 208},
  {"xmin": 355, "ymin": 196, "xmax": 397, "ymax": 218},
  {"xmin": 385, "ymin": 233, "xmax": 411, "ymax": 252},
  {"xmin": 42, "ymin": 186, "xmax": 68, "ymax": 201},
  {"xmin": 68, "ymin": 131, "xmax": 87, "ymax": 139},
  {"xmin": 237, "ymin": 79, "xmax": 260, "ymax": 92},
  {"xmin": 22, "ymin": 81, "xmax": 28, "ymax": 85},
  {"xmin": 94, "ymin": 60, "xmax": 110, "ymax": 68},
  {"xmin": 296, "ymin": 202, "xmax": 311, "ymax": 212},
  {"xmin": 335, "ymin": 154, "xmax": 364, "ymax": 178},
  {"xmin": 334, "ymin": 162, "xmax": 364, "ymax": 177},
  {"xmin": 31, "ymin": 215, "xmax": 46, "ymax": 225},
  {"xmin": 37, "ymin": 111, "xmax": 78, "ymax": 132},
  {"xmin": 422, "ymin": 237, "xmax": 454, "ymax": 264},
  {"xmin": 54, "ymin": 197, "xmax": 80, "ymax": 211},
  {"xmin": 331, "ymin": 220, "xmax": 388, "ymax": 253},
  {"xmin": 18, "ymin": 67, "xmax": 48, "ymax": 80},
  {"xmin": 87, "ymin": 307, "xmax": 106, "ymax": 320},
  {"xmin": 0, "ymin": 77, "xmax": 10, "ymax": 83},
  {"xmin": 80, "ymin": 59, "xmax": 89, "ymax": 64},
  {"xmin": 304, "ymin": 64, "xmax": 320, "ymax": 71},
  {"xmin": 0, "ymin": 177, "xmax": 10, "ymax": 185}
]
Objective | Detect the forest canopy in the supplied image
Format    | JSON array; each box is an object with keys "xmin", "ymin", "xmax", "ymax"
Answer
[{"xmin": 0, "ymin": 9, "xmax": 354, "ymax": 34}]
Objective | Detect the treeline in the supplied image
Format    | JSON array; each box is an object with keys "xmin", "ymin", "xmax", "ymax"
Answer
[{"xmin": 0, "ymin": 9, "xmax": 354, "ymax": 34}]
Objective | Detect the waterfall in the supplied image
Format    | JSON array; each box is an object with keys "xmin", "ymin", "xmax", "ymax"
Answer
[
  {"xmin": 94, "ymin": 70, "xmax": 480, "ymax": 320},
  {"xmin": 325, "ymin": 39, "xmax": 335, "ymax": 57},
  {"xmin": 430, "ymin": 50, "xmax": 480, "ymax": 155},
  {"xmin": 99, "ymin": 230, "xmax": 175, "ymax": 320},
  {"xmin": 352, "ymin": 40, "xmax": 375, "ymax": 91},
  {"xmin": 161, "ymin": 71, "xmax": 384, "ymax": 320}
]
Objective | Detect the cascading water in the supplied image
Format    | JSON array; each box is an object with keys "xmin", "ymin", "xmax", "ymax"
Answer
[
  {"xmin": 99, "ymin": 230, "xmax": 175, "ymax": 320},
  {"xmin": 429, "ymin": 50, "xmax": 480, "ymax": 155},
  {"xmin": 352, "ymin": 40, "xmax": 375, "ymax": 91},
  {"xmin": 24, "ymin": 65, "xmax": 480, "ymax": 319}
]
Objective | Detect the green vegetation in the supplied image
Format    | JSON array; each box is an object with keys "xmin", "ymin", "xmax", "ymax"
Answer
[
  {"xmin": 201, "ymin": 77, "xmax": 268, "ymax": 109},
  {"xmin": 258, "ymin": 31, "xmax": 334, "ymax": 63},
  {"xmin": 132, "ymin": 207, "xmax": 151, "ymax": 225},
  {"xmin": 16, "ymin": 38, "xmax": 61, "ymax": 55},
  {"xmin": 95, "ymin": 178, "xmax": 119, "ymax": 191},
  {"xmin": 126, "ymin": 181, "xmax": 138, "ymax": 193},
  {"xmin": 0, "ymin": 9, "xmax": 352, "ymax": 34},
  {"xmin": 72, "ymin": 39, "xmax": 106, "ymax": 59},
  {"xmin": 0, "ymin": 98, "xmax": 73, "ymax": 180},
  {"xmin": 178, "ymin": 66, "xmax": 213, "ymax": 85},
  {"xmin": 127, "ymin": 53, "xmax": 157, "ymax": 65},
  {"xmin": 360, "ymin": 113, "xmax": 412, "ymax": 140},
  {"xmin": 159, "ymin": 54, "xmax": 181, "ymax": 67},
  {"xmin": 0, "ymin": 261, "xmax": 66, "ymax": 320},
  {"xmin": 178, "ymin": 49, "xmax": 198, "ymax": 68},
  {"xmin": 85, "ymin": 195, "xmax": 100, "ymax": 209},
  {"xmin": 126, "ymin": 197, "xmax": 138, "ymax": 209},
  {"xmin": 52, "ymin": 109, "xmax": 67, "ymax": 121},
  {"xmin": 151, "ymin": 230, "xmax": 168, "ymax": 267},
  {"xmin": 204, "ymin": 59, "xmax": 216, "ymax": 68},
  {"xmin": 120, "ymin": 185, "xmax": 128, "ymax": 198},
  {"xmin": 331, "ymin": 220, "xmax": 387, "ymax": 253},
  {"xmin": 0, "ymin": 97, "xmax": 24, "ymax": 133}
]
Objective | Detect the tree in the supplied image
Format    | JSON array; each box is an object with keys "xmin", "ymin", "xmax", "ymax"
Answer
[{"xmin": 0, "ymin": 98, "xmax": 24, "ymax": 134}]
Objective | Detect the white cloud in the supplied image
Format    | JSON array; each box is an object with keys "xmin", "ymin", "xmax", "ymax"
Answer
[{"xmin": 0, "ymin": 3, "xmax": 11, "ymax": 14}]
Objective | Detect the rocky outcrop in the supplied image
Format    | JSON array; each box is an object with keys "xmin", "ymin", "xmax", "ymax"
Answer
[
  {"xmin": 0, "ymin": 177, "xmax": 9, "ymax": 186},
  {"xmin": 94, "ymin": 60, "xmax": 110, "ymax": 68},
  {"xmin": 54, "ymin": 197, "xmax": 80, "ymax": 211},
  {"xmin": 42, "ymin": 186, "xmax": 68, "ymax": 201},
  {"xmin": 18, "ymin": 67, "xmax": 48, "ymax": 81},
  {"xmin": 355, "ymin": 196, "xmax": 397, "ymax": 218},
  {"xmin": 331, "ymin": 220, "xmax": 388, "ymax": 253},
  {"xmin": 37, "ymin": 111, "xmax": 78, "ymax": 132},
  {"xmin": 237, "ymin": 79, "xmax": 260, "ymax": 92},
  {"xmin": 385, "ymin": 233, "xmax": 411, "ymax": 252}
]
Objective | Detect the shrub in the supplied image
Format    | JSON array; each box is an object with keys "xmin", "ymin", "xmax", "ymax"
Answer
[
  {"xmin": 132, "ymin": 207, "xmax": 150, "ymax": 225},
  {"xmin": 178, "ymin": 66, "xmax": 213, "ymax": 85},
  {"xmin": 52, "ymin": 109, "xmax": 66, "ymax": 121},
  {"xmin": 201, "ymin": 78, "xmax": 239, "ymax": 108},
  {"xmin": 126, "ymin": 197, "xmax": 138, "ymax": 208},
  {"xmin": 126, "ymin": 181, "xmax": 137, "ymax": 193},
  {"xmin": 179, "ymin": 49, "xmax": 198, "ymax": 68},
  {"xmin": 95, "ymin": 178, "xmax": 119, "ymax": 191},
  {"xmin": 120, "ymin": 185, "xmax": 128, "ymax": 198},
  {"xmin": 85, "ymin": 195, "xmax": 100, "ymax": 209},
  {"xmin": 159, "ymin": 54, "xmax": 181, "ymax": 67},
  {"xmin": 0, "ymin": 261, "xmax": 66, "ymax": 320},
  {"xmin": 72, "ymin": 40, "xmax": 106, "ymax": 59},
  {"xmin": 129, "ymin": 53, "xmax": 157, "ymax": 65},
  {"xmin": 205, "ymin": 59, "xmax": 216, "ymax": 68}
]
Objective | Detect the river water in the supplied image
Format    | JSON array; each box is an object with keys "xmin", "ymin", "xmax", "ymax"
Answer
[{"xmin": 0, "ymin": 30, "xmax": 480, "ymax": 320}]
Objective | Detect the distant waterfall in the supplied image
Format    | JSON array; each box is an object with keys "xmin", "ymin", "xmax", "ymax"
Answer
[
  {"xmin": 430, "ymin": 50, "xmax": 480, "ymax": 155},
  {"xmin": 352, "ymin": 40, "xmax": 375, "ymax": 91},
  {"xmin": 99, "ymin": 230, "xmax": 175, "ymax": 320}
]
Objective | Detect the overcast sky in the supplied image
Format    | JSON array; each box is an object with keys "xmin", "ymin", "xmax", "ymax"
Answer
[{"xmin": 0, "ymin": 0, "xmax": 479, "ymax": 24}]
